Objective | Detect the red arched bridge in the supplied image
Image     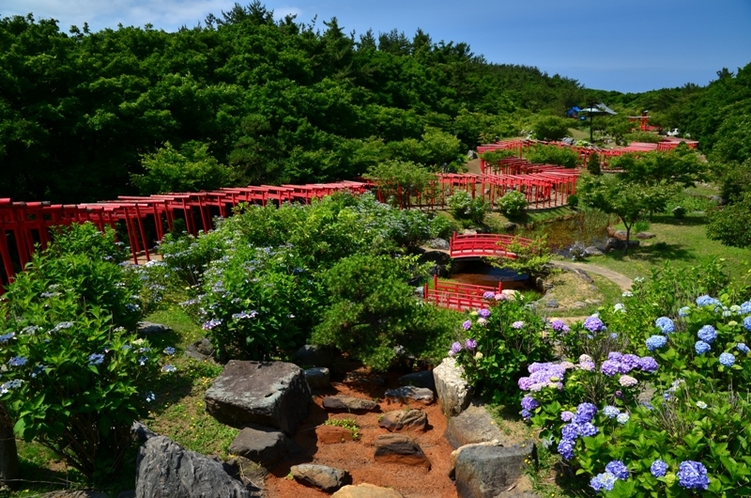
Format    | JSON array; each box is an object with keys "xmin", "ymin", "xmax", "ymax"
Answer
[{"xmin": 449, "ymin": 233, "xmax": 533, "ymax": 259}]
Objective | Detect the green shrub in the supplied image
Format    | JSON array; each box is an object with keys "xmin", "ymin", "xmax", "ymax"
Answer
[
  {"xmin": 447, "ymin": 191, "xmax": 489, "ymax": 225},
  {"xmin": 533, "ymin": 115, "xmax": 571, "ymax": 141},
  {"xmin": 526, "ymin": 145, "xmax": 578, "ymax": 169},
  {"xmin": 623, "ymin": 131, "xmax": 662, "ymax": 144},
  {"xmin": 568, "ymin": 194, "xmax": 579, "ymax": 208},
  {"xmin": 495, "ymin": 190, "xmax": 528, "ymax": 217},
  {"xmin": 672, "ymin": 205, "xmax": 686, "ymax": 218}
]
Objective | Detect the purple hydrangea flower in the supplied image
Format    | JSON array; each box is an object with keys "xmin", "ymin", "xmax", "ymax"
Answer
[
  {"xmin": 695, "ymin": 340, "xmax": 711, "ymax": 355},
  {"xmin": 677, "ymin": 461, "xmax": 710, "ymax": 491},
  {"xmin": 655, "ymin": 316, "xmax": 675, "ymax": 334},
  {"xmin": 590, "ymin": 472, "xmax": 617, "ymax": 492},
  {"xmin": 697, "ymin": 325, "xmax": 717, "ymax": 343},
  {"xmin": 483, "ymin": 291, "xmax": 495, "ymax": 300},
  {"xmin": 520, "ymin": 396, "xmax": 540, "ymax": 411},
  {"xmin": 557, "ymin": 439, "xmax": 575, "ymax": 460},
  {"xmin": 550, "ymin": 319, "xmax": 571, "ymax": 333},
  {"xmin": 600, "ymin": 360, "xmax": 621, "ymax": 377},
  {"xmin": 651, "ymin": 459, "xmax": 669, "ymax": 478},
  {"xmin": 462, "ymin": 320, "xmax": 472, "ymax": 330},
  {"xmin": 512, "ymin": 321, "xmax": 525, "ymax": 329},
  {"xmin": 621, "ymin": 354, "xmax": 641, "ymax": 371},
  {"xmin": 646, "ymin": 335, "xmax": 668, "ymax": 351},
  {"xmin": 465, "ymin": 338, "xmax": 478, "ymax": 350},
  {"xmin": 477, "ymin": 308, "xmax": 491, "ymax": 319},
  {"xmin": 449, "ymin": 342, "xmax": 463, "ymax": 356},
  {"xmin": 719, "ymin": 352, "xmax": 735, "ymax": 367},
  {"xmin": 521, "ymin": 409, "xmax": 531, "ymax": 419},
  {"xmin": 605, "ymin": 460, "xmax": 630, "ymax": 480},
  {"xmin": 579, "ymin": 360, "xmax": 596, "ymax": 371},
  {"xmin": 583, "ymin": 315, "xmax": 606, "ymax": 333},
  {"xmin": 638, "ymin": 356, "xmax": 659, "ymax": 373},
  {"xmin": 202, "ymin": 318, "xmax": 223, "ymax": 330}
]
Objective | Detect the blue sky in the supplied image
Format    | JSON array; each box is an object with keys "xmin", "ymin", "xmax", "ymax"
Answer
[{"xmin": 3, "ymin": 0, "xmax": 750, "ymax": 93}]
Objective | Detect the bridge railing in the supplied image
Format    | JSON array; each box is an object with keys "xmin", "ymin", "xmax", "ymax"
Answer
[
  {"xmin": 449, "ymin": 233, "xmax": 532, "ymax": 259},
  {"xmin": 423, "ymin": 275, "xmax": 500, "ymax": 311}
]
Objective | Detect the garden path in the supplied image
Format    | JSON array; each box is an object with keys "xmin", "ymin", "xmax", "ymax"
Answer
[{"xmin": 551, "ymin": 261, "xmax": 633, "ymax": 291}]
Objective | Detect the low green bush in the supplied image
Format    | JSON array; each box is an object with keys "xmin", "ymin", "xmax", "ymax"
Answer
[{"xmin": 495, "ymin": 190, "xmax": 528, "ymax": 217}]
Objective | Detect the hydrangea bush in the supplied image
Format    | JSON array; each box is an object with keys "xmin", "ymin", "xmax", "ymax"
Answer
[
  {"xmin": 0, "ymin": 224, "xmax": 171, "ymax": 479},
  {"xmin": 519, "ymin": 263, "xmax": 751, "ymax": 497},
  {"xmin": 451, "ymin": 293, "xmax": 554, "ymax": 404}
]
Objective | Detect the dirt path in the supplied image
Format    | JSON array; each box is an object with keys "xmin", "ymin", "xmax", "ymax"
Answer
[{"xmin": 552, "ymin": 260, "xmax": 633, "ymax": 291}]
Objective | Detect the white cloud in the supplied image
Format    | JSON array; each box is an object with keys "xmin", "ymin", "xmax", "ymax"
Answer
[{"xmin": 273, "ymin": 6, "xmax": 303, "ymax": 21}]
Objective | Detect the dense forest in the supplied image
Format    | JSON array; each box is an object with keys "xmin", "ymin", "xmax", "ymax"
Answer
[{"xmin": 1, "ymin": 1, "xmax": 750, "ymax": 203}]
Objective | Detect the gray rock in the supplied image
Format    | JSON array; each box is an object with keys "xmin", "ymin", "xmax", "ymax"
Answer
[
  {"xmin": 428, "ymin": 264, "xmax": 449, "ymax": 277},
  {"xmin": 304, "ymin": 367, "xmax": 331, "ymax": 389},
  {"xmin": 136, "ymin": 435, "xmax": 249, "ymax": 498},
  {"xmin": 185, "ymin": 337, "xmax": 214, "ymax": 362},
  {"xmin": 398, "ymin": 370, "xmax": 436, "ymax": 391},
  {"xmin": 572, "ymin": 269, "xmax": 594, "ymax": 284},
  {"xmin": 544, "ymin": 298, "xmax": 559, "ymax": 309},
  {"xmin": 131, "ymin": 421, "xmax": 157, "ymax": 443},
  {"xmin": 710, "ymin": 195, "xmax": 725, "ymax": 205},
  {"xmin": 433, "ymin": 357, "xmax": 472, "ymax": 417},
  {"xmin": 374, "ymin": 434, "xmax": 430, "ymax": 468},
  {"xmin": 332, "ymin": 483, "xmax": 405, "ymax": 497},
  {"xmin": 414, "ymin": 286, "xmax": 425, "ymax": 298},
  {"xmin": 453, "ymin": 441, "xmax": 536, "ymax": 498},
  {"xmin": 293, "ymin": 344, "xmax": 336, "ymax": 368},
  {"xmin": 41, "ymin": 492, "xmax": 109, "ymax": 498},
  {"xmin": 570, "ymin": 301, "xmax": 587, "ymax": 310},
  {"xmin": 137, "ymin": 321, "xmax": 172, "ymax": 336},
  {"xmin": 584, "ymin": 246, "xmax": 604, "ymax": 256},
  {"xmin": 503, "ymin": 222, "xmax": 518, "ymax": 232},
  {"xmin": 379, "ymin": 409, "xmax": 428, "ymax": 432},
  {"xmin": 322, "ymin": 395, "xmax": 378, "ymax": 412},
  {"xmin": 205, "ymin": 361, "xmax": 311, "ymax": 435},
  {"xmin": 427, "ymin": 238, "xmax": 450, "ymax": 250},
  {"xmin": 291, "ymin": 464, "xmax": 350, "ymax": 492},
  {"xmin": 384, "ymin": 386, "xmax": 435, "ymax": 405},
  {"xmin": 613, "ymin": 230, "xmax": 628, "ymax": 240},
  {"xmin": 446, "ymin": 405, "xmax": 505, "ymax": 450},
  {"xmin": 228, "ymin": 426, "xmax": 288, "ymax": 467},
  {"xmin": 117, "ymin": 491, "xmax": 136, "ymax": 498},
  {"xmin": 635, "ymin": 231, "xmax": 655, "ymax": 239}
]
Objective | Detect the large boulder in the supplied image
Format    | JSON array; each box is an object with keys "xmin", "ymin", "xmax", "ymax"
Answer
[
  {"xmin": 446, "ymin": 405, "xmax": 505, "ymax": 450},
  {"xmin": 293, "ymin": 344, "xmax": 336, "ymax": 368},
  {"xmin": 378, "ymin": 409, "xmax": 428, "ymax": 432},
  {"xmin": 384, "ymin": 386, "xmax": 434, "ymax": 405},
  {"xmin": 332, "ymin": 483, "xmax": 405, "ymax": 498},
  {"xmin": 137, "ymin": 321, "xmax": 171, "ymax": 337},
  {"xmin": 136, "ymin": 435, "xmax": 249, "ymax": 498},
  {"xmin": 228, "ymin": 426, "xmax": 288, "ymax": 467},
  {"xmin": 304, "ymin": 367, "xmax": 331, "ymax": 389},
  {"xmin": 433, "ymin": 357, "xmax": 472, "ymax": 417},
  {"xmin": 452, "ymin": 441, "xmax": 537, "ymax": 498},
  {"xmin": 205, "ymin": 361, "xmax": 311, "ymax": 435},
  {"xmin": 291, "ymin": 464, "xmax": 350, "ymax": 492},
  {"xmin": 374, "ymin": 434, "xmax": 430, "ymax": 469}
]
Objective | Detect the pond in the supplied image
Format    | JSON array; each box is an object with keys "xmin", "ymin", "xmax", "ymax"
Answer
[
  {"xmin": 529, "ymin": 210, "xmax": 611, "ymax": 255},
  {"xmin": 449, "ymin": 259, "xmax": 536, "ymax": 292}
]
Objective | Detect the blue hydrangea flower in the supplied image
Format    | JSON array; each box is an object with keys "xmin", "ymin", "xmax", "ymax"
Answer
[
  {"xmin": 740, "ymin": 301, "xmax": 751, "ymax": 315},
  {"xmin": 646, "ymin": 335, "xmax": 668, "ymax": 351},
  {"xmin": 561, "ymin": 423, "xmax": 579, "ymax": 441},
  {"xmin": 8, "ymin": 356, "xmax": 27, "ymax": 367},
  {"xmin": 162, "ymin": 364, "xmax": 177, "ymax": 373},
  {"xmin": 0, "ymin": 332, "xmax": 15, "ymax": 343},
  {"xmin": 520, "ymin": 409, "xmax": 531, "ymax": 419},
  {"xmin": 695, "ymin": 340, "xmax": 711, "ymax": 355},
  {"xmin": 578, "ymin": 422, "xmax": 599, "ymax": 437},
  {"xmin": 677, "ymin": 461, "xmax": 710, "ymax": 491},
  {"xmin": 655, "ymin": 316, "xmax": 675, "ymax": 334},
  {"xmin": 605, "ymin": 460, "xmax": 630, "ymax": 480},
  {"xmin": 88, "ymin": 353, "xmax": 105, "ymax": 366},
  {"xmin": 737, "ymin": 343, "xmax": 750, "ymax": 354},
  {"xmin": 602, "ymin": 406, "xmax": 620, "ymax": 418},
  {"xmin": 520, "ymin": 396, "xmax": 539, "ymax": 411},
  {"xmin": 163, "ymin": 346, "xmax": 176, "ymax": 355},
  {"xmin": 590, "ymin": 472, "xmax": 618, "ymax": 492},
  {"xmin": 696, "ymin": 295, "xmax": 720, "ymax": 307},
  {"xmin": 697, "ymin": 325, "xmax": 717, "ymax": 343},
  {"xmin": 678, "ymin": 306, "xmax": 691, "ymax": 317},
  {"xmin": 744, "ymin": 316, "xmax": 751, "ymax": 332},
  {"xmin": 719, "ymin": 352, "xmax": 735, "ymax": 367},
  {"xmin": 651, "ymin": 459, "xmax": 669, "ymax": 477},
  {"xmin": 557, "ymin": 439, "xmax": 575, "ymax": 460},
  {"xmin": 616, "ymin": 412, "xmax": 630, "ymax": 424},
  {"xmin": 574, "ymin": 402, "xmax": 598, "ymax": 424},
  {"xmin": 600, "ymin": 360, "xmax": 621, "ymax": 376}
]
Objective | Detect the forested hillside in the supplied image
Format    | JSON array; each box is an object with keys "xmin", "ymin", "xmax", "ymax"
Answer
[{"xmin": 1, "ymin": 1, "xmax": 749, "ymax": 203}]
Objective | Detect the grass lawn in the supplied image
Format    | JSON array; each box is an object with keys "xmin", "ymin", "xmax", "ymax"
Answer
[{"xmin": 557, "ymin": 213, "xmax": 751, "ymax": 281}]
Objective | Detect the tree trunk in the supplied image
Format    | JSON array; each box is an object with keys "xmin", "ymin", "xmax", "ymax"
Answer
[{"xmin": 0, "ymin": 421, "xmax": 19, "ymax": 487}]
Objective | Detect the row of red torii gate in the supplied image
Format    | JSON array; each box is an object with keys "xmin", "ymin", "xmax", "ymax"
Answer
[{"xmin": 0, "ymin": 157, "xmax": 577, "ymax": 290}]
